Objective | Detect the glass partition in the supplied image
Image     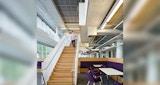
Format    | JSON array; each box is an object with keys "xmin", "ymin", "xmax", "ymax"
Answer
[{"xmin": 37, "ymin": 43, "xmax": 53, "ymax": 58}]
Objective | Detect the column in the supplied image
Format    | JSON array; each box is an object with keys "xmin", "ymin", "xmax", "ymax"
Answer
[
  {"xmin": 116, "ymin": 40, "xmax": 123, "ymax": 58},
  {"xmin": 99, "ymin": 48, "xmax": 103, "ymax": 58},
  {"xmin": 106, "ymin": 51, "xmax": 109, "ymax": 58},
  {"xmin": 146, "ymin": 51, "xmax": 159, "ymax": 82}
]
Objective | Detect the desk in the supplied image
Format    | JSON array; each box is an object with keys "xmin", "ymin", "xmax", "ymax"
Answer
[
  {"xmin": 99, "ymin": 68, "xmax": 123, "ymax": 75},
  {"xmin": 93, "ymin": 64, "xmax": 102, "ymax": 68},
  {"xmin": 99, "ymin": 68, "xmax": 123, "ymax": 85}
]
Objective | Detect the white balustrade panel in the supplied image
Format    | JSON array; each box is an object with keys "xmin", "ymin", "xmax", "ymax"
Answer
[
  {"xmin": 42, "ymin": 35, "xmax": 71, "ymax": 83},
  {"xmin": 74, "ymin": 35, "xmax": 80, "ymax": 85}
]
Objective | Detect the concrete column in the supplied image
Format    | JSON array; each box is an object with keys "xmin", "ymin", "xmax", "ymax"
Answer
[
  {"xmin": 146, "ymin": 51, "xmax": 159, "ymax": 82},
  {"xmin": 96, "ymin": 52, "xmax": 99, "ymax": 58},
  {"xmin": 106, "ymin": 51, "xmax": 109, "ymax": 58},
  {"xmin": 116, "ymin": 40, "xmax": 123, "ymax": 58},
  {"xmin": 99, "ymin": 48, "xmax": 103, "ymax": 58},
  {"xmin": 111, "ymin": 50, "xmax": 114, "ymax": 58}
]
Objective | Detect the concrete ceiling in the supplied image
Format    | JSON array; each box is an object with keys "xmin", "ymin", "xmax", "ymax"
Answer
[
  {"xmin": 80, "ymin": 26, "xmax": 92, "ymax": 43},
  {"xmin": 80, "ymin": 0, "xmax": 115, "ymax": 43},
  {"xmin": 37, "ymin": 0, "xmax": 123, "ymax": 48},
  {"xmin": 53, "ymin": 0, "xmax": 80, "ymax": 23},
  {"xmin": 86, "ymin": 0, "xmax": 115, "ymax": 27}
]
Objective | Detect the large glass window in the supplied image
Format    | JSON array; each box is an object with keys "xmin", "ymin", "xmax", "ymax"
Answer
[{"xmin": 37, "ymin": 43, "xmax": 53, "ymax": 58}]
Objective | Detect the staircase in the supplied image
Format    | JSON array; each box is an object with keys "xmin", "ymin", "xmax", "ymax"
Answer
[{"xmin": 47, "ymin": 46, "xmax": 75, "ymax": 85}]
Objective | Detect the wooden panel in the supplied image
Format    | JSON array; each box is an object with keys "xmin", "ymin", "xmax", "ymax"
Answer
[
  {"xmin": 37, "ymin": 58, "xmax": 45, "ymax": 62},
  {"xmin": 109, "ymin": 75, "xmax": 123, "ymax": 84},
  {"xmin": 79, "ymin": 68, "xmax": 100, "ymax": 73},
  {"xmin": 107, "ymin": 58, "xmax": 123, "ymax": 63},
  {"xmin": 78, "ymin": 58, "xmax": 123, "ymax": 66},
  {"xmin": 78, "ymin": 58, "xmax": 123, "ymax": 73},
  {"xmin": 78, "ymin": 58, "xmax": 108, "ymax": 66},
  {"xmin": 37, "ymin": 69, "xmax": 42, "ymax": 72},
  {"xmin": 107, "ymin": 4, "xmax": 123, "ymax": 29}
]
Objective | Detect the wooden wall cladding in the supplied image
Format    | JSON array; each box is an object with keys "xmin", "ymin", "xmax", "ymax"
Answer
[{"xmin": 78, "ymin": 58, "xmax": 123, "ymax": 73}]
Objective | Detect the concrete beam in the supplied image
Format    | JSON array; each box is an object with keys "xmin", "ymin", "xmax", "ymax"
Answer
[
  {"xmin": 97, "ymin": 29, "xmax": 121, "ymax": 35},
  {"xmin": 89, "ymin": 44, "xmax": 101, "ymax": 47}
]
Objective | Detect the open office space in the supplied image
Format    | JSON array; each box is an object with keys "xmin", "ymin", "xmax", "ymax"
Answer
[{"xmin": 0, "ymin": 0, "xmax": 160, "ymax": 85}]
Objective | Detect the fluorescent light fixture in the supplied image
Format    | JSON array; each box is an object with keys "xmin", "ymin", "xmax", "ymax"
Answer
[
  {"xmin": 79, "ymin": 0, "xmax": 89, "ymax": 26},
  {"xmin": 100, "ymin": 0, "xmax": 123, "ymax": 29},
  {"xmin": 113, "ymin": 20, "xmax": 123, "ymax": 29}
]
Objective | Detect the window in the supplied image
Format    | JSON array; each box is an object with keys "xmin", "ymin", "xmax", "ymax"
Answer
[{"xmin": 37, "ymin": 43, "xmax": 53, "ymax": 58}]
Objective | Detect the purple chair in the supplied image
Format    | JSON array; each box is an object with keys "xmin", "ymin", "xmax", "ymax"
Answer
[
  {"xmin": 86, "ymin": 72, "xmax": 101, "ymax": 85},
  {"xmin": 114, "ymin": 81, "xmax": 123, "ymax": 85},
  {"xmin": 89, "ymin": 67, "xmax": 103, "ymax": 83},
  {"xmin": 89, "ymin": 67, "xmax": 100, "ymax": 76}
]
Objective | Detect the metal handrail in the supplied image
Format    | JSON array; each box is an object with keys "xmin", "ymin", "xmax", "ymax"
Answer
[
  {"xmin": 71, "ymin": 38, "xmax": 80, "ymax": 85},
  {"xmin": 72, "ymin": 35, "xmax": 80, "ymax": 85}
]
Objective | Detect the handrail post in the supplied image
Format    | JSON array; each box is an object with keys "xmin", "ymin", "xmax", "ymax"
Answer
[{"xmin": 73, "ymin": 35, "xmax": 80, "ymax": 85}]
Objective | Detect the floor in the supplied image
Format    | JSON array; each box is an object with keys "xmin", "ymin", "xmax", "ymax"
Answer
[
  {"xmin": 37, "ymin": 72, "xmax": 45, "ymax": 85},
  {"xmin": 77, "ymin": 73, "xmax": 115, "ymax": 85},
  {"xmin": 37, "ymin": 72, "xmax": 115, "ymax": 85}
]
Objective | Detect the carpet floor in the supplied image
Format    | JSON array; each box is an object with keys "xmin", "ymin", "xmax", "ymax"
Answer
[{"xmin": 77, "ymin": 73, "xmax": 115, "ymax": 85}]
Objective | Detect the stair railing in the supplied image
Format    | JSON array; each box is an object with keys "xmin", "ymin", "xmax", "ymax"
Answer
[
  {"xmin": 71, "ymin": 56, "xmax": 75, "ymax": 85},
  {"xmin": 42, "ymin": 35, "xmax": 71, "ymax": 84},
  {"xmin": 71, "ymin": 35, "xmax": 80, "ymax": 85}
]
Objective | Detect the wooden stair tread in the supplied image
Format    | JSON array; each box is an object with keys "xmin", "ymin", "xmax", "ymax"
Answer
[
  {"xmin": 57, "ymin": 63, "xmax": 73, "ymax": 65},
  {"xmin": 48, "ymin": 80, "xmax": 72, "ymax": 83},
  {"xmin": 56, "ymin": 64, "xmax": 73, "ymax": 68},
  {"xmin": 58, "ymin": 60, "xmax": 74, "ymax": 62},
  {"xmin": 48, "ymin": 45, "xmax": 75, "ymax": 85},
  {"xmin": 55, "ymin": 67, "xmax": 72, "ymax": 69},
  {"xmin": 47, "ymin": 82, "xmax": 72, "ymax": 85},
  {"xmin": 58, "ymin": 61, "xmax": 73, "ymax": 63},
  {"xmin": 50, "ymin": 77, "xmax": 72, "ymax": 80},
  {"xmin": 54, "ymin": 69, "xmax": 73, "ymax": 72},
  {"xmin": 56, "ymin": 64, "xmax": 73, "ymax": 66}
]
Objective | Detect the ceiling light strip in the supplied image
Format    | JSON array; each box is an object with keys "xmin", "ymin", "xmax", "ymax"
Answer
[
  {"xmin": 100, "ymin": 0, "xmax": 123, "ymax": 29},
  {"xmin": 113, "ymin": 20, "xmax": 123, "ymax": 29}
]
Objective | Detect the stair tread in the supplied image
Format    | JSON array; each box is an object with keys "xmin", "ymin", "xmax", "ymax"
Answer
[
  {"xmin": 48, "ymin": 82, "xmax": 73, "ymax": 85},
  {"xmin": 54, "ymin": 69, "xmax": 73, "ymax": 72},
  {"xmin": 49, "ymin": 78, "xmax": 73, "ymax": 81},
  {"xmin": 50, "ymin": 77, "xmax": 72, "ymax": 79},
  {"xmin": 48, "ymin": 46, "xmax": 75, "ymax": 84},
  {"xmin": 55, "ymin": 67, "xmax": 72, "ymax": 68}
]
